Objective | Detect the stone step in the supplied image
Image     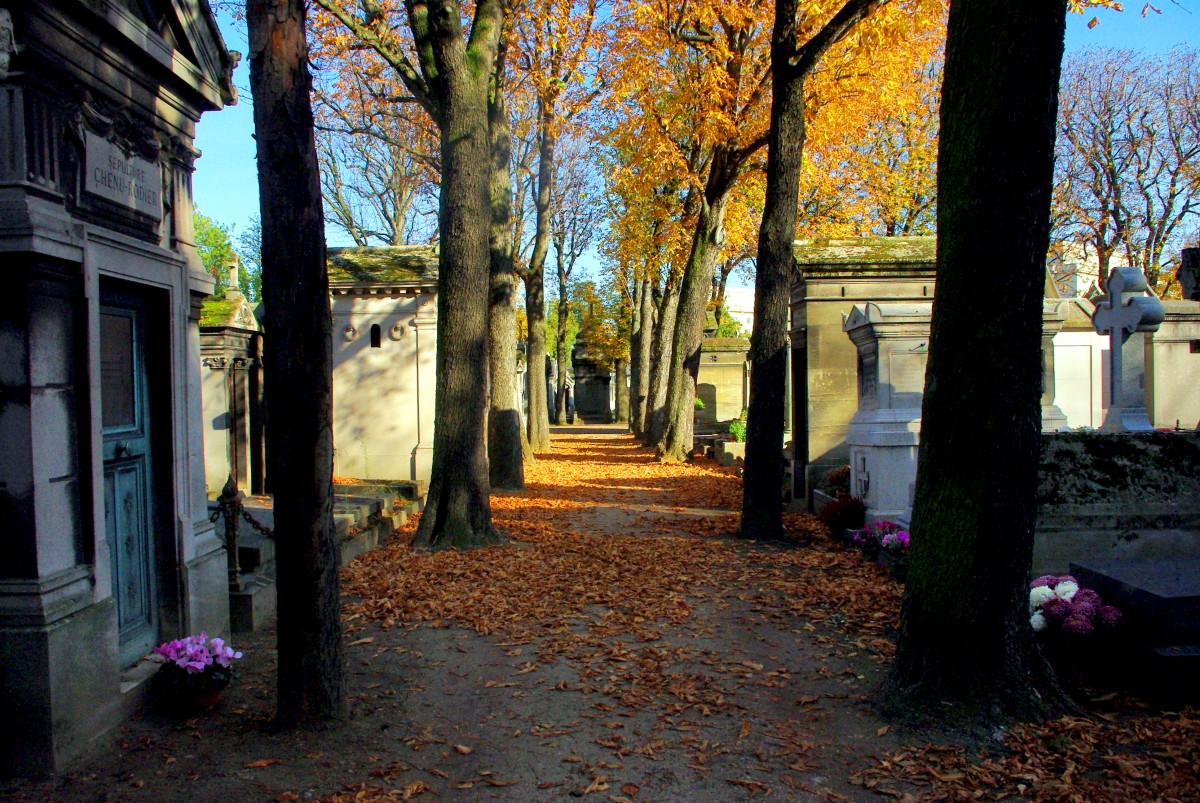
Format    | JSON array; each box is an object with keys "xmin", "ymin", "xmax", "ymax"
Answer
[{"xmin": 1071, "ymin": 558, "xmax": 1200, "ymax": 644}]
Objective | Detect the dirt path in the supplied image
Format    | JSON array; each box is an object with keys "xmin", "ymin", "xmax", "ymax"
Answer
[{"xmin": 7, "ymin": 429, "xmax": 1194, "ymax": 801}]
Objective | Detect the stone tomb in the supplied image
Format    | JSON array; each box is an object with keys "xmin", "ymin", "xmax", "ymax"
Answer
[
  {"xmin": 1071, "ymin": 557, "xmax": 1200, "ymax": 702},
  {"xmin": 842, "ymin": 290, "xmax": 1069, "ymax": 524},
  {"xmin": 0, "ymin": 0, "xmax": 236, "ymax": 774},
  {"xmin": 327, "ymin": 246, "xmax": 438, "ymax": 485},
  {"xmin": 199, "ymin": 264, "xmax": 264, "ymax": 497}
]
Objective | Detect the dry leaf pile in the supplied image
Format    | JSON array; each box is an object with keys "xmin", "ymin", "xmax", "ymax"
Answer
[
  {"xmin": 342, "ymin": 435, "xmax": 901, "ymax": 713},
  {"xmin": 334, "ymin": 431, "xmax": 1197, "ymax": 801},
  {"xmin": 851, "ymin": 709, "xmax": 1200, "ymax": 801}
]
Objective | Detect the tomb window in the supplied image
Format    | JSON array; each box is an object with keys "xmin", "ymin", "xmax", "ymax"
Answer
[{"xmin": 370, "ymin": 324, "xmax": 382, "ymax": 348}]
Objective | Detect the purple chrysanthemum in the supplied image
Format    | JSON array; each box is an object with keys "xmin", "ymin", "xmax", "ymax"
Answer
[
  {"xmin": 1098, "ymin": 605, "xmax": 1123, "ymax": 629},
  {"xmin": 1042, "ymin": 596, "xmax": 1071, "ymax": 624},
  {"xmin": 1030, "ymin": 575, "xmax": 1058, "ymax": 589},
  {"xmin": 1062, "ymin": 614, "xmax": 1094, "ymax": 637},
  {"xmin": 1057, "ymin": 575, "xmax": 1078, "ymax": 586}
]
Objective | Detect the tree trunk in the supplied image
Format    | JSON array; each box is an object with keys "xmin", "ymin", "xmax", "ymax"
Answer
[
  {"xmin": 739, "ymin": 0, "xmax": 807, "ymax": 542},
  {"xmin": 657, "ymin": 195, "xmax": 727, "ymax": 462},
  {"xmin": 887, "ymin": 0, "xmax": 1073, "ymax": 721},
  {"xmin": 413, "ymin": 1, "xmax": 503, "ymax": 550},
  {"xmin": 524, "ymin": 104, "xmax": 555, "ymax": 452},
  {"xmin": 248, "ymin": 0, "xmax": 345, "ymax": 725},
  {"xmin": 554, "ymin": 255, "xmax": 570, "ymax": 425},
  {"xmin": 614, "ymin": 358, "xmax": 630, "ymax": 423},
  {"xmin": 644, "ymin": 274, "xmax": 679, "ymax": 446},
  {"xmin": 629, "ymin": 277, "xmax": 648, "ymax": 434},
  {"xmin": 630, "ymin": 277, "xmax": 654, "ymax": 436},
  {"xmin": 487, "ymin": 30, "xmax": 526, "ymax": 490}
]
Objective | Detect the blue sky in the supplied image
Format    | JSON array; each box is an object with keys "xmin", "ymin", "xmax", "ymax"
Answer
[{"xmin": 192, "ymin": 4, "xmax": 1200, "ymax": 251}]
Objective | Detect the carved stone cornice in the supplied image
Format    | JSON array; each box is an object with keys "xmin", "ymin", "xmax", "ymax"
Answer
[{"xmin": 201, "ymin": 356, "xmax": 227, "ymax": 370}]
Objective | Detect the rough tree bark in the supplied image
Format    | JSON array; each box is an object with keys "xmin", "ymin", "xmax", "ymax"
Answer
[
  {"xmin": 614, "ymin": 358, "xmax": 630, "ymax": 423},
  {"xmin": 629, "ymin": 276, "xmax": 655, "ymax": 436},
  {"xmin": 644, "ymin": 274, "xmax": 680, "ymax": 445},
  {"xmin": 739, "ymin": 0, "xmax": 883, "ymax": 539},
  {"xmin": 554, "ymin": 240, "xmax": 570, "ymax": 425},
  {"xmin": 411, "ymin": 0, "xmax": 505, "ymax": 549},
  {"xmin": 887, "ymin": 0, "xmax": 1074, "ymax": 722},
  {"xmin": 247, "ymin": 0, "xmax": 345, "ymax": 725},
  {"xmin": 657, "ymin": 180, "xmax": 731, "ymax": 462},
  {"xmin": 487, "ymin": 25, "xmax": 526, "ymax": 490},
  {"xmin": 524, "ymin": 103, "xmax": 555, "ymax": 451}
]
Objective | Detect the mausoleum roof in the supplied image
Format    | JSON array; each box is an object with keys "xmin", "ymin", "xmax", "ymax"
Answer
[
  {"xmin": 199, "ymin": 294, "xmax": 261, "ymax": 330},
  {"xmin": 701, "ymin": 337, "xmax": 751, "ymax": 351},
  {"xmin": 793, "ymin": 236, "xmax": 936, "ymax": 274},
  {"xmin": 327, "ymin": 246, "xmax": 439, "ymax": 287}
]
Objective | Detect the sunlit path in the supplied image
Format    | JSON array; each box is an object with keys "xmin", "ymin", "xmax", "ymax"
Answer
[{"xmin": 11, "ymin": 429, "xmax": 1198, "ymax": 801}]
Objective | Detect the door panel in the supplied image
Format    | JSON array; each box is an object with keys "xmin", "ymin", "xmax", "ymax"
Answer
[{"xmin": 100, "ymin": 296, "xmax": 157, "ymax": 667}]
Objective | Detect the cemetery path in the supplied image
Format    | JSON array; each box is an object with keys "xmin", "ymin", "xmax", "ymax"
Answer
[{"xmin": 8, "ymin": 429, "xmax": 1198, "ymax": 802}]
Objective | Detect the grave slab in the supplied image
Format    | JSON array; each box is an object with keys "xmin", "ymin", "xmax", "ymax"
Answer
[{"xmin": 1070, "ymin": 558, "xmax": 1200, "ymax": 645}]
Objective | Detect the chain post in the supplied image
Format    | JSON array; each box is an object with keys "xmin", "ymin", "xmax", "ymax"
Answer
[{"xmin": 219, "ymin": 474, "xmax": 243, "ymax": 591}]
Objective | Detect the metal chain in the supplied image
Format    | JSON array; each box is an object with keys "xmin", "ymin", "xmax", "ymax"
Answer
[{"xmin": 239, "ymin": 506, "xmax": 275, "ymax": 540}]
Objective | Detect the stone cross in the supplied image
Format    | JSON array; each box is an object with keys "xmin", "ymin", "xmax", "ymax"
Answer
[
  {"xmin": 1092, "ymin": 267, "xmax": 1165, "ymax": 431},
  {"xmin": 224, "ymin": 256, "xmax": 241, "ymax": 301}
]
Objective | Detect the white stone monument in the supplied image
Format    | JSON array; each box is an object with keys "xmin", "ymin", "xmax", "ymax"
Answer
[
  {"xmin": 1093, "ymin": 267, "xmax": 1166, "ymax": 432},
  {"xmin": 843, "ymin": 302, "xmax": 933, "ymax": 524}
]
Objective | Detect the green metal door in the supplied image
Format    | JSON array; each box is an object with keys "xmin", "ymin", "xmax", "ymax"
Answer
[{"xmin": 100, "ymin": 293, "xmax": 157, "ymax": 667}]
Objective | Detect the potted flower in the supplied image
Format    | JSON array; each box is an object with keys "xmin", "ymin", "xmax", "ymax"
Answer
[
  {"xmin": 151, "ymin": 632, "xmax": 243, "ymax": 714},
  {"xmin": 1028, "ymin": 575, "xmax": 1122, "ymax": 696}
]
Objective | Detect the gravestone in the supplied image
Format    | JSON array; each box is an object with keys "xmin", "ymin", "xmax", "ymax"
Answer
[
  {"xmin": 843, "ymin": 302, "xmax": 933, "ymax": 524},
  {"xmin": 1093, "ymin": 267, "xmax": 1165, "ymax": 431},
  {"xmin": 1071, "ymin": 557, "xmax": 1200, "ymax": 703}
]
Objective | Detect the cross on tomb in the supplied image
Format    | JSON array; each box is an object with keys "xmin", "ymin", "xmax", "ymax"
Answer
[{"xmin": 1092, "ymin": 267, "xmax": 1165, "ymax": 431}]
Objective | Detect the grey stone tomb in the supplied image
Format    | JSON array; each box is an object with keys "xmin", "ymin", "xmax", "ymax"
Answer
[
  {"xmin": 1093, "ymin": 267, "xmax": 1166, "ymax": 431},
  {"xmin": 843, "ymin": 302, "xmax": 933, "ymax": 524}
]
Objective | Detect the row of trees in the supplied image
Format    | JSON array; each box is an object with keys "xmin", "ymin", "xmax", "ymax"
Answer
[
  {"xmin": 1052, "ymin": 46, "xmax": 1200, "ymax": 294},
  {"xmin": 243, "ymin": 0, "xmax": 1144, "ymax": 734}
]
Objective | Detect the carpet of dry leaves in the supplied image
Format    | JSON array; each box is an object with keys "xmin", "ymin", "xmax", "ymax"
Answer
[{"xmin": 6, "ymin": 427, "xmax": 1197, "ymax": 802}]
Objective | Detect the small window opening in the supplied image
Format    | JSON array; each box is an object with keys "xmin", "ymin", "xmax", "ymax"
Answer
[{"xmin": 370, "ymin": 324, "xmax": 382, "ymax": 348}]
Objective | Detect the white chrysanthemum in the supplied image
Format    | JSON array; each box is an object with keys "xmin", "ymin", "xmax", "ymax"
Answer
[
  {"xmin": 1053, "ymin": 581, "xmax": 1079, "ymax": 601},
  {"xmin": 1029, "ymin": 585, "xmax": 1056, "ymax": 612},
  {"xmin": 1030, "ymin": 612, "xmax": 1047, "ymax": 632}
]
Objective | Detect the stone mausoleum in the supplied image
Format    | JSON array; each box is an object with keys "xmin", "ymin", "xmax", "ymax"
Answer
[
  {"xmin": 0, "ymin": 0, "xmax": 235, "ymax": 774},
  {"xmin": 327, "ymin": 246, "xmax": 438, "ymax": 485}
]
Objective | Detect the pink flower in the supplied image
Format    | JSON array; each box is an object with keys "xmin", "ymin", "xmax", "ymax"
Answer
[
  {"xmin": 1062, "ymin": 614, "xmax": 1094, "ymax": 637},
  {"xmin": 1030, "ymin": 575, "xmax": 1058, "ymax": 589},
  {"xmin": 1042, "ymin": 596, "xmax": 1071, "ymax": 624},
  {"xmin": 1098, "ymin": 605, "xmax": 1122, "ymax": 629}
]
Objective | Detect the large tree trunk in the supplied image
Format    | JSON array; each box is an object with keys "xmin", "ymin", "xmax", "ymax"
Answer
[
  {"xmin": 413, "ymin": 1, "xmax": 503, "ymax": 550},
  {"xmin": 487, "ymin": 31, "xmax": 526, "ymax": 490},
  {"xmin": 248, "ymin": 0, "xmax": 345, "ymax": 725},
  {"xmin": 614, "ymin": 358, "xmax": 630, "ymax": 423},
  {"xmin": 629, "ymin": 276, "xmax": 654, "ymax": 436},
  {"xmin": 554, "ymin": 252, "xmax": 570, "ymax": 425},
  {"xmin": 888, "ymin": 0, "xmax": 1073, "ymax": 721},
  {"xmin": 524, "ymin": 105, "xmax": 555, "ymax": 452},
  {"xmin": 739, "ymin": 0, "xmax": 807, "ymax": 542},
  {"xmin": 644, "ymin": 274, "xmax": 679, "ymax": 446},
  {"xmin": 657, "ymin": 193, "xmax": 728, "ymax": 462}
]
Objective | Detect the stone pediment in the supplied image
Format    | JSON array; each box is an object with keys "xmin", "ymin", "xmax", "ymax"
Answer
[
  {"xmin": 843, "ymin": 302, "xmax": 933, "ymax": 331},
  {"xmin": 200, "ymin": 294, "xmax": 260, "ymax": 331},
  {"xmin": 86, "ymin": 0, "xmax": 237, "ymax": 108}
]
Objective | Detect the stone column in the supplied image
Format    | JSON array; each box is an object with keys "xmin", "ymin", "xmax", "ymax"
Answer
[
  {"xmin": 1041, "ymin": 299, "xmax": 1069, "ymax": 431},
  {"xmin": 411, "ymin": 292, "xmax": 437, "ymax": 487}
]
